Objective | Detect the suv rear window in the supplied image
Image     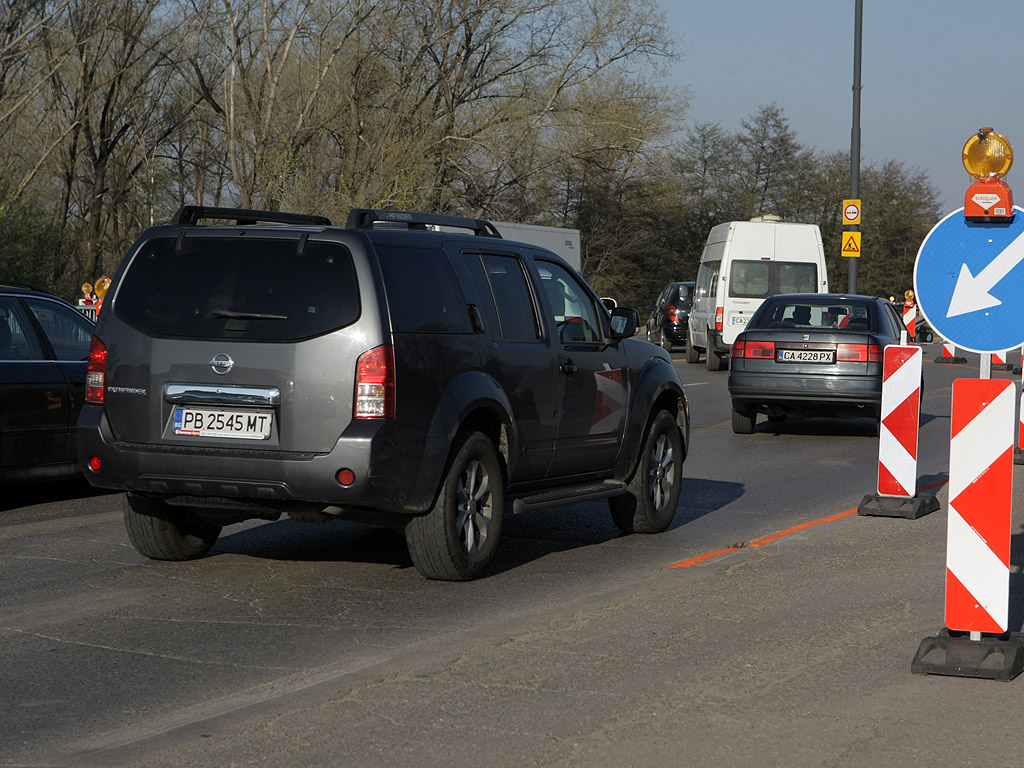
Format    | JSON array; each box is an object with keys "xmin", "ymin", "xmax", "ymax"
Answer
[{"xmin": 113, "ymin": 236, "xmax": 360, "ymax": 340}]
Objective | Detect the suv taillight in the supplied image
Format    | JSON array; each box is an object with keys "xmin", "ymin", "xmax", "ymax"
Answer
[
  {"xmin": 666, "ymin": 304, "xmax": 679, "ymax": 322},
  {"xmin": 85, "ymin": 336, "xmax": 107, "ymax": 405},
  {"xmin": 714, "ymin": 307, "xmax": 724, "ymax": 331},
  {"xmin": 355, "ymin": 345, "xmax": 395, "ymax": 418}
]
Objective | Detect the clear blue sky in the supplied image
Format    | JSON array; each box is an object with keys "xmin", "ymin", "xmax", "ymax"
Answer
[{"xmin": 660, "ymin": 0, "xmax": 1024, "ymax": 213}]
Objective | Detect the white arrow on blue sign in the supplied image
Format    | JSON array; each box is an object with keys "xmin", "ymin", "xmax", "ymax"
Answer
[{"xmin": 913, "ymin": 205, "xmax": 1024, "ymax": 353}]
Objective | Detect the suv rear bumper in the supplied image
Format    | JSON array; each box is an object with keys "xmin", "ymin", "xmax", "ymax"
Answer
[{"xmin": 77, "ymin": 406, "xmax": 442, "ymax": 516}]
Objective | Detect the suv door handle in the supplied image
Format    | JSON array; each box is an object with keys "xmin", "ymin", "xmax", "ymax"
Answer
[{"xmin": 558, "ymin": 357, "xmax": 578, "ymax": 375}]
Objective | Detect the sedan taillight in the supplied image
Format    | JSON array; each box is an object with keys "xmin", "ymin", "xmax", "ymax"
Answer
[
  {"xmin": 85, "ymin": 336, "xmax": 107, "ymax": 405},
  {"xmin": 733, "ymin": 340, "xmax": 775, "ymax": 359},
  {"xmin": 355, "ymin": 345, "xmax": 395, "ymax": 418},
  {"xmin": 837, "ymin": 343, "xmax": 883, "ymax": 362}
]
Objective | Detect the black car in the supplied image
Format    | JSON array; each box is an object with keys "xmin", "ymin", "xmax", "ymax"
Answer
[
  {"xmin": 0, "ymin": 281, "xmax": 96, "ymax": 483},
  {"xmin": 78, "ymin": 207, "xmax": 689, "ymax": 580},
  {"xmin": 646, "ymin": 281, "xmax": 695, "ymax": 352},
  {"xmin": 727, "ymin": 294, "xmax": 912, "ymax": 434}
]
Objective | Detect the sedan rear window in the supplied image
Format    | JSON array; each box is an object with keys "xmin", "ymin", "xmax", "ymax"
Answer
[
  {"xmin": 113, "ymin": 236, "xmax": 360, "ymax": 340},
  {"xmin": 754, "ymin": 300, "xmax": 874, "ymax": 332}
]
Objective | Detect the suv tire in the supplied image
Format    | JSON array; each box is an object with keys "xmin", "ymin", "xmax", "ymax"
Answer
[
  {"xmin": 405, "ymin": 432, "xmax": 505, "ymax": 581},
  {"xmin": 122, "ymin": 494, "xmax": 221, "ymax": 560},
  {"xmin": 609, "ymin": 410, "xmax": 682, "ymax": 534}
]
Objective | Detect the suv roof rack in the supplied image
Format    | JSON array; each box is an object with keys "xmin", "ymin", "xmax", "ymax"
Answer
[
  {"xmin": 0, "ymin": 280, "xmax": 42, "ymax": 292},
  {"xmin": 345, "ymin": 209, "xmax": 502, "ymax": 238},
  {"xmin": 170, "ymin": 206, "xmax": 332, "ymax": 227}
]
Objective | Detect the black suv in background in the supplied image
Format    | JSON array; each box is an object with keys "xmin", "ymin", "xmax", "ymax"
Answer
[
  {"xmin": 0, "ymin": 282, "xmax": 95, "ymax": 484},
  {"xmin": 646, "ymin": 281, "xmax": 695, "ymax": 352},
  {"xmin": 78, "ymin": 207, "xmax": 689, "ymax": 580}
]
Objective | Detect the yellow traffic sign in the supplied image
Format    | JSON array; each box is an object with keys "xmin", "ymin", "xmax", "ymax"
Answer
[
  {"xmin": 843, "ymin": 199, "xmax": 862, "ymax": 225},
  {"xmin": 842, "ymin": 231, "xmax": 862, "ymax": 257}
]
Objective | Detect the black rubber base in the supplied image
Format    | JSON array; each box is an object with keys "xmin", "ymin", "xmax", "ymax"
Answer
[
  {"xmin": 1015, "ymin": 447, "xmax": 1024, "ymax": 466},
  {"xmin": 912, "ymin": 630, "xmax": 1024, "ymax": 681},
  {"xmin": 934, "ymin": 356, "xmax": 967, "ymax": 364},
  {"xmin": 857, "ymin": 493, "xmax": 939, "ymax": 519}
]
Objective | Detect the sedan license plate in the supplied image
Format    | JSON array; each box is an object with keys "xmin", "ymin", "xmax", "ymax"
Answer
[
  {"xmin": 777, "ymin": 349, "xmax": 835, "ymax": 364},
  {"xmin": 173, "ymin": 407, "xmax": 272, "ymax": 439}
]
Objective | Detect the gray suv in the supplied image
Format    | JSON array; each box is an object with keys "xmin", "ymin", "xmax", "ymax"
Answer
[{"xmin": 78, "ymin": 207, "xmax": 689, "ymax": 580}]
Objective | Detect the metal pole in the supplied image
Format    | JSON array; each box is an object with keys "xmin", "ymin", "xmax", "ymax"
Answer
[{"xmin": 849, "ymin": 0, "xmax": 863, "ymax": 294}]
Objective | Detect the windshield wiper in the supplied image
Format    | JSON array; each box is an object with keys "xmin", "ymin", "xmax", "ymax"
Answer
[{"xmin": 212, "ymin": 309, "xmax": 288, "ymax": 320}]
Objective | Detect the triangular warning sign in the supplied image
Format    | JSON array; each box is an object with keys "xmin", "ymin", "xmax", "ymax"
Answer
[{"xmin": 842, "ymin": 233, "xmax": 861, "ymax": 253}]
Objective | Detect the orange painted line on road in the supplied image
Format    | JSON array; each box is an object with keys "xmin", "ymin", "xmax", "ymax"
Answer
[{"xmin": 670, "ymin": 477, "xmax": 950, "ymax": 570}]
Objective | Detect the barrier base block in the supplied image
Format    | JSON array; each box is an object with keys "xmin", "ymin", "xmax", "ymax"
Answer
[
  {"xmin": 934, "ymin": 356, "xmax": 967, "ymax": 364},
  {"xmin": 912, "ymin": 630, "xmax": 1024, "ymax": 681},
  {"xmin": 857, "ymin": 493, "xmax": 939, "ymax": 519},
  {"xmin": 1015, "ymin": 447, "xmax": 1024, "ymax": 466}
]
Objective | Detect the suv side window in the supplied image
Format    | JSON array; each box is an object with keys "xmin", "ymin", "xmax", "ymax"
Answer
[
  {"xmin": 462, "ymin": 252, "xmax": 540, "ymax": 341},
  {"xmin": 376, "ymin": 246, "xmax": 472, "ymax": 334},
  {"xmin": 536, "ymin": 261, "xmax": 601, "ymax": 344}
]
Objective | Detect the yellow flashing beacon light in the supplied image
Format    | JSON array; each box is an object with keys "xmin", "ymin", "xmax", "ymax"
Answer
[{"xmin": 962, "ymin": 127, "xmax": 1014, "ymax": 220}]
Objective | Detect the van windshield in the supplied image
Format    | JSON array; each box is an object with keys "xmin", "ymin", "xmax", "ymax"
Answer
[{"xmin": 729, "ymin": 260, "xmax": 818, "ymax": 299}]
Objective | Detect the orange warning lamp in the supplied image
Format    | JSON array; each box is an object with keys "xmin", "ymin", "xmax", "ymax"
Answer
[{"xmin": 963, "ymin": 127, "xmax": 1014, "ymax": 220}]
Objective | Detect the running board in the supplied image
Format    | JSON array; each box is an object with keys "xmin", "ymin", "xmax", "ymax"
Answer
[{"xmin": 511, "ymin": 481, "xmax": 627, "ymax": 514}]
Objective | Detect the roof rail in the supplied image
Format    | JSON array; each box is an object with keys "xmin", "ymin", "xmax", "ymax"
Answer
[
  {"xmin": 170, "ymin": 206, "xmax": 332, "ymax": 227},
  {"xmin": 345, "ymin": 209, "xmax": 502, "ymax": 238},
  {"xmin": 0, "ymin": 279, "xmax": 42, "ymax": 291}
]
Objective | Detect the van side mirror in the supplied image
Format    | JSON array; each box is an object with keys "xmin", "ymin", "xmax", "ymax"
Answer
[{"xmin": 609, "ymin": 307, "xmax": 638, "ymax": 339}]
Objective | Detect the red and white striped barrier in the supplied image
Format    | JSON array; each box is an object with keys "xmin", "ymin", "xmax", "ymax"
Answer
[
  {"xmin": 877, "ymin": 345, "xmax": 922, "ymax": 497},
  {"xmin": 941, "ymin": 340, "xmax": 957, "ymax": 359},
  {"xmin": 903, "ymin": 300, "xmax": 916, "ymax": 339},
  {"xmin": 946, "ymin": 378, "xmax": 1014, "ymax": 633}
]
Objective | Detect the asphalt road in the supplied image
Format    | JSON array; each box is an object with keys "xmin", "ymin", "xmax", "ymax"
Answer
[{"xmin": 3, "ymin": 345, "xmax": 1024, "ymax": 767}]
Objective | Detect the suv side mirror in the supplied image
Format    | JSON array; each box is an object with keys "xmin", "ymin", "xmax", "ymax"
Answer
[
  {"xmin": 916, "ymin": 331, "xmax": 934, "ymax": 344},
  {"xmin": 609, "ymin": 307, "xmax": 639, "ymax": 339}
]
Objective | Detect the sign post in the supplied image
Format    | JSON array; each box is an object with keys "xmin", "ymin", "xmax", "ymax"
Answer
[{"xmin": 912, "ymin": 128, "xmax": 1024, "ymax": 680}]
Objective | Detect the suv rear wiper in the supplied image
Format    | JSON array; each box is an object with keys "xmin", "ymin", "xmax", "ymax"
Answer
[{"xmin": 212, "ymin": 309, "xmax": 288, "ymax": 320}]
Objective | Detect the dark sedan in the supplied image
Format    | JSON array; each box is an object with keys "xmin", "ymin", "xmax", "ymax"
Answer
[
  {"xmin": 0, "ymin": 282, "xmax": 95, "ymax": 483},
  {"xmin": 646, "ymin": 281, "xmax": 694, "ymax": 352},
  {"xmin": 727, "ymin": 294, "xmax": 912, "ymax": 434}
]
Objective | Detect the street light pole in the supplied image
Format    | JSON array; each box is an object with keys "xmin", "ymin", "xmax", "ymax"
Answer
[{"xmin": 849, "ymin": 0, "xmax": 863, "ymax": 294}]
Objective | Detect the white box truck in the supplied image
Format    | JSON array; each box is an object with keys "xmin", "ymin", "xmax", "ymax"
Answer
[
  {"xmin": 687, "ymin": 218, "xmax": 829, "ymax": 371},
  {"xmin": 493, "ymin": 221, "xmax": 581, "ymax": 272}
]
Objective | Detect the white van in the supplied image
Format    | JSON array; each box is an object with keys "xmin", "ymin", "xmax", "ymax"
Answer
[{"xmin": 687, "ymin": 218, "xmax": 828, "ymax": 370}]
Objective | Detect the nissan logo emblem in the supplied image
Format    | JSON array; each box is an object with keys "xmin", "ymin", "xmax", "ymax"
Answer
[{"xmin": 210, "ymin": 353, "xmax": 234, "ymax": 375}]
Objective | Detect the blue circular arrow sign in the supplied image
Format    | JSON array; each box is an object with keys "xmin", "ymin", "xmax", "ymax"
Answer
[{"xmin": 914, "ymin": 206, "xmax": 1024, "ymax": 353}]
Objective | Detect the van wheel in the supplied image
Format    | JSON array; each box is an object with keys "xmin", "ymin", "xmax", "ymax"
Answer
[
  {"xmin": 405, "ymin": 432, "xmax": 504, "ymax": 580},
  {"xmin": 610, "ymin": 410, "xmax": 682, "ymax": 534},
  {"xmin": 732, "ymin": 404, "xmax": 756, "ymax": 434},
  {"xmin": 685, "ymin": 330, "xmax": 700, "ymax": 364},
  {"xmin": 122, "ymin": 493, "xmax": 221, "ymax": 560}
]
